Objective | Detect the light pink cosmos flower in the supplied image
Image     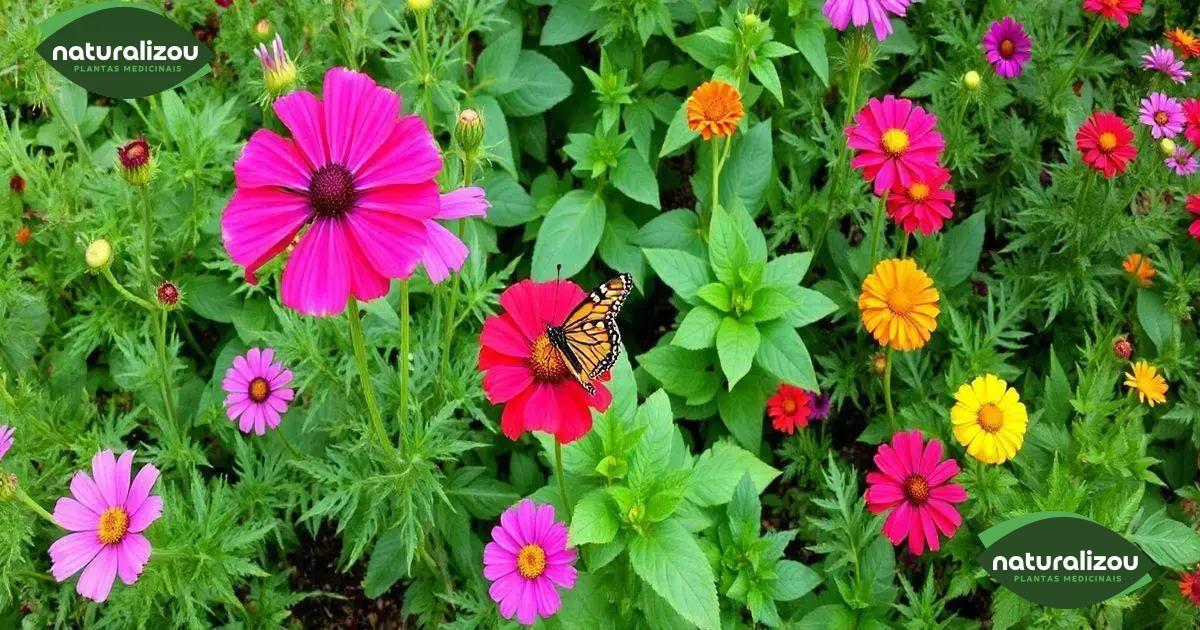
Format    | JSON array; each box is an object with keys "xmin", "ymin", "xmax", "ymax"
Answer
[
  {"xmin": 222, "ymin": 67, "xmax": 444, "ymax": 316},
  {"xmin": 0, "ymin": 425, "xmax": 13, "ymax": 461},
  {"xmin": 1141, "ymin": 45, "xmax": 1191, "ymax": 85},
  {"xmin": 865, "ymin": 430, "xmax": 967, "ymax": 555},
  {"xmin": 424, "ymin": 188, "xmax": 489, "ymax": 283},
  {"xmin": 49, "ymin": 451, "xmax": 162, "ymax": 602},
  {"xmin": 483, "ymin": 499, "xmax": 577, "ymax": 626},
  {"xmin": 846, "ymin": 95, "xmax": 946, "ymax": 196},
  {"xmin": 1139, "ymin": 93, "xmax": 1185, "ymax": 139},
  {"xmin": 222, "ymin": 347, "xmax": 295, "ymax": 435},
  {"xmin": 822, "ymin": 0, "xmax": 911, "ymax": 41},
  {"xmin": 1166, "ymin": 148, "xmax": 1198, "ymax": 176}
]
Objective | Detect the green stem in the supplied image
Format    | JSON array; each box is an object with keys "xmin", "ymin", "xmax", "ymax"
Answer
[
  {"xmin": 868, "ymin": 193, "xmax": 887, "ymax": 263},
  {"xmin": 332, "ymin": 0, "xmax": 357, "ymax": 69},
  {"xmin": 439, "ymin": 158, "xmax": 475, "ymax": 383},
  {"xmin": 1054, "ymin": 19, "xmax": 1103, "ymax": 99},
  {"xmin": 814, "ymin": 36, "xmax": 868, "ymax": 257},
  {"xmin": 883, "ymin": 348, "xmax": 896, "ymax": 431},
  {"xmin": 138, "ymin": 185, "xmax": 154, "ymax": 291},
  {"xmin": 154, "ymin": 309, "xmax": 178, "ymax": 432},
  {"xmin": 709, "ymin": 138, "xmax": 721, "ymax": 228},
  {"xmin": 101, "ymin": 267, "xmax": 154, "ymax": 311},
  {"xmin": 900, "ymin": 231, "xmax": 911, "ymax": 258},
  {"xmin": 14, "ymin": 486, "xmax": 56, "ymax": 526},
  {"xmin": 276, "ymin": 429, "xmax": 302, "ymax": 459},
  {"xmin": 555, "ymin": 441, "xmax": 573, "ymax": 520},
  {"xmin": 346, "ymin": 299, "xmax": 396, "ymax": 458},
  {"xmin": 416, "ymin": 9, "xmax": 434, "ymax": 126},
  {"xmin": 399, "ymin": 280, "xmax": 411, "ymax": 441}
]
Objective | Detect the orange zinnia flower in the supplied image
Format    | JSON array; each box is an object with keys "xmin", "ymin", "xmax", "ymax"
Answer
[
  {"xmin": 1122, "ymin": 253, "xmax": 1155, "ymax": 287},
  {"xmin": 686, "ymin": 81, "xmax": 743, "ymax": 141},
  {"xmin": 859, "ymin": 258, "xmax": 940, "ymax": 351},
  {"xmin": 1166, "ymin": 28, "xmax": 1200, "ymax": 59}
]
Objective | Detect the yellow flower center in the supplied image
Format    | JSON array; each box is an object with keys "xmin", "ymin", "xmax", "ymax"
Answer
[
  {"xmin": 529, "ymin": 334, "xmax": 570, "ymax": 383},
  {"xmin": 881, "ymin": 128, "xmax": 910, "ymax": 156},
  {"xmin": 977, "ymin": 404, "xmax": 1005, "ymax": 433},
  {"xmin": 782, "ymin": 398, "xmax": 797, "ymax": 414},
  {"xmin": 248, "ymin": 377, "xmax": 271, "ymax": 403},
  {"xmin": 516, "ymin": 544, "xmax": 547, "ymax": 579},
  {"xmin": 999, "ymin": 39, "xmax": 1016, "ymax": 58},
  {"xmin": 902, "ymin": 475, "xmax": 930, "ymax": 505},
  {"xmin": 1098, "ymin": 132, "xmax": 1118, "ymax": 153},
  {"xmin": 885, "ymin": 288, "xmax": 915, "ymax": 315},
  {"xmin": 908, "ymin": 182, "xmax": 931, "ymax": 202},
  {"xmin": 97, "ymin": 507, "xmax": 129, "ymax": 545}
]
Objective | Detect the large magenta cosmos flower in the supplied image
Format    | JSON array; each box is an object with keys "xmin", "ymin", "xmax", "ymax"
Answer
[
  {"xmin": 822, "ymin": 0, "xmax": 911, "ymax": 41},
  {"xmin": 478, "ymin": 279, "xmax": 612, "ymax": 444},
  {"xmin": 222, "ymin": 67, "xmax": 443, "ymax": 316},
  {"xmin": 425, "ymin": 188, "xmax": 489, "ymax": 283},
  {"xmin": 865, "ymin": 430, "xmax": 966, "ymax": 555},
  {"xmin": 483, "ymin": 499, "xmax": 577, "ymax": 626},
  {"xmin": 846, "ymin": 95, "xmax": 945, "ymax": 196},
  {"xmin": 49, "ymin": 451, "xmax": 162, "ymax": 602}
]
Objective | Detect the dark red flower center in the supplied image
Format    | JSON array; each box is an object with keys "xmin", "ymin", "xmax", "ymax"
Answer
[
  {"xmin": 308, "ymin": 164, "xmax": 357, "ymax": 218},
  {"xmin": 902, "ymin": 474, "xmax": 930, "ymax": 505},
  {"xmin": 156, "ymin": 281, "xmax": 179, "ymax": 306},
  {"xmin": 248, "ymin": 377, "xmax": 271, "ymax": 403},
  {"xmin": 999, "ymin": 39, "xmax": 1016, "ymax": 58},
  {"xmin": 118, "ymin": 138, "xmax": 151, "ymax": 169}
]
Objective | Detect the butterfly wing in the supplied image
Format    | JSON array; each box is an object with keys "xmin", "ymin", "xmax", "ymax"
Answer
[{"xmin": 552, "ymin": 273, "xmax": 632, "ymax": 392}]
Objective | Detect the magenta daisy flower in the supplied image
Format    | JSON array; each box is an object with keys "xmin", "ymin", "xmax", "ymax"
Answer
[
  {"xmin": 822, "ymin": 0, "xmax": 911, "ymax": 41},
  {"xmin": 49, "ymin": 451, "xmax": 162, "ymax": 602},
  {"xmin": 1141, "ymin": 45, "xmax": 1191, "ymax": 85},
  {"xmin": 483, "ymin": 499, "xmax": 577, "ymax": 626},
  {"xmin": 1139, "ymin": 93, "xmax": 1186, "ymax": 139},
  {"xmin": 222, "ymin": 67, "xmax": 445, "ymax": 317},
  {"xmin": 982, "ymin": 17, "xmax": 1031, "ymax": 78},
  {"xmin": 1166, "ymin": 148, "xmax": 1198, "ymax": 175},
  {"xmin": 222, "ymin": 347, "xmax": 295, "ymax": 435},
  {"xmin": 846, "ymin": 95, "xmax": 946, "ymax": 196},
  {"xmin": 423, "ymin": 188, "xmax": 489, "ymax": 283},
  {"xmin": 865, "ymin": 430, "xmax": 967, "ymax": 555},
  {"xmin": 0, "ymin": 425, "xmax": 12, "ymax": 461},
  {"xmin": 885, "ymin": 165, "xmax": 955, "ymax": 235}
]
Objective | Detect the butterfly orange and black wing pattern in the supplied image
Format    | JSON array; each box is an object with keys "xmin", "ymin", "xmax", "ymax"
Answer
[{"xmin": 546, "ymin": 273, "xmax": 632, "ymax": 395}]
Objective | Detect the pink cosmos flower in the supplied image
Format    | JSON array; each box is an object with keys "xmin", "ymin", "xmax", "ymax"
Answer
[
  {"xmin": 1082, "ymin": 0, "xmax": 1142, "ymax": 28},
  {"xmin": 49, "ymin": 451, "xmax": 162, "ymax": 602},
  {"xmin": 483, "ymin": 499, "xmax": 577, "ymax": 626},
  {"xmin": 846, "ymin": 95, "xmax": 945, "ymax": 196},
  {"xmin": 885, "ymin": 165, "xmax": 955, "ymax": 235},
  {"xmin": 222, "ymin": 347, "xmax": 295, "ymax": 435},
  {"xmin": 982, "ymin": 17, "xmax": 1032, "ymax": 79},
  {"xmin": 222, "ymin": 67, "xmax": 444, "ymax": 317},
  {"xmin": 1184, "ymin": 100, "xmax": 1200, "ymax": 146},
  {"xmin": 478, "ymin": 279, "xmax": 613, "ymax": 444},
  {"xmin": 424, "ymin": 188, "xmax": 489, "ymax": 283},
  {"xmin": 0, "ymin": 425, "xmax": 12, "ymax": 461},
  {"xmin": 1187, "ymin": 195, "xmax": 1200, "ymax": 240},
  {"xmin": 865, "ymin": 430, "xmax": 967, "ymax": 555},
  {"xmin": 822, "ymin": 0, "xmax": 911, "ymax": 41},
  {"xmin": 1166, "ymin": 148, "xmax": 1198, "ymax": 176},
  {"xmin": 1139, "ymin": 93, "xmax": 1185, "ymax": 139},
  {"xmin": 1141, "ymin": 46, "xmax": 1191, "ymax": 85}
]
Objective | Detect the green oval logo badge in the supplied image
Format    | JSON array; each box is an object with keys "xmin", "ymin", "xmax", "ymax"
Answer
[
  {"xmin": 977, "ymin": 511, "xmax": 1154, "ymax": 609},
  {"xmin": 36, "ymin": 1, "xmax": 213, "ymax": 99}
]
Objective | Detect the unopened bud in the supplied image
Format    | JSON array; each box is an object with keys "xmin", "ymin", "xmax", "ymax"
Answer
[
  {"xmin": 455, "ymin": 108, "xmax": 484, "ymax": 153},
  {"xmin": 872, "ymin": 354, "xmax": 887, "ymax": 375},
  {"xmin": 86, "ymin": 239, "xmax": 113, "ymax": 269},
  {"xmin": 1160, "ymin": 138, "xmax": 1177, "ymax": 157},
  {"xmin": 407, "ymin": 0, "xmax": 432, "ymax": 11},
  {"xmin": 117, "ymin": 136, "xmax": 155, "ymax": 186},
  {"xmin": 255, "ymin": 35, "xmax": 298, "ymax": 97},
  {"xmin": 962, "ymin": 70, "xmax": 981, "ymax": 90},
  {"xmin": 155, "ymin": 281, "xmax": 181, "ymax": 308},
  {"xmin": 1113, "ymin": 336, "xmax": 1133, "ymax": 361},
  {"xmin": 740, "ymin": 13, "xmax": 760, "ymax": 30},
  {"xmin": 252, "ymin": 19, "xmax": 273, "ymax": 43},
  {"xmin": 9, "ymin": 173, "xmax": 24, "ymax": 194}
]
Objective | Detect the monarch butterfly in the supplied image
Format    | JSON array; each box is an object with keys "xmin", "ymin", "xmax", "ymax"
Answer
[{"xmin": 546, "ymin": 273, "xmax": 632, "ymax": 395}]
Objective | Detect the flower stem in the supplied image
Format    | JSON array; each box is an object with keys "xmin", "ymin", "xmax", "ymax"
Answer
[
  {"xmin": 868, "ymin": 193, "xmax": 888, "ymax": 262},
  {"xmin": 555, "ymin": 441, "xmax": 573, "ymax": 521},
  {"xmin": 416, "ymin": 9, "xmax": 434, "ymax": 127},
  {"xmin": 1055, "ymin": 19, "xmax": 1104, "ymax": 99},
  {"xmin": 138, "ymin": 185, "xmax": 154, "ymax": 291},
  {"xmin": 346, "ymin": 298, "xmax": 396, "ymax": 458},
  {"xmin": 399, "ymin": 280, "xmax": 411, "ymax": 441},
  {"xmin": 14, "ymin": 486, "xmax": 56, "ymax": 526},
  {"xmin": 332, "ymin": 0, "xmax": 357, "ymax": 69},
  {"xmin": 154, "ymin": 308, "xmax": 178, "ymax": 432},
  {"xmin": 883, "ymin": 347, "xmax": 896, "ymax": 431},
  {"xmin": 276, "ymin": 428, "xmax": 302, "ymax": 459},
  {"xmin": 101, "ymin": 267, "xmax": 154, "ymax": 311},
  {"xmin": 439, "ymin": 158, "xmax": 475, "ymax": 385},
  {"xmin": 708, "ymin": 138, "xmax": 721, "ymax": 230}
]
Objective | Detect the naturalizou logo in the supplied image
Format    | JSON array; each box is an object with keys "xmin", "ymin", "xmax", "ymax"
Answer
[
  {"xmin": 977, "ymin": 511, "xmax": 1154, "ymax": 609},
  {"xmin": 36, "ymin": 1, "xmax": 212, "ymax": 99}
]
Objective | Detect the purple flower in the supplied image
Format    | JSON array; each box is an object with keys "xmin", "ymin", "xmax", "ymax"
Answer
[
  {"xmin": 0, "ymin": 425, "xmax": 13, "ymax": 461},
  {"xmin": 221, "ymin": 347, "xmax": 295, "ymax": 435},
  {"xmin": 483, "ymin": 499, "xmax": 577, "ymax": 626},
  {"xmin": 1142, "ymin": 45, "xmax": 1191, "ymax": 85},
  {"xmin": 1166, "ymin": 148, "xmax": 1198, "ymax": 175},
  {"xmin": 823, "ymin": 0, "xmax": 912, "ymax": 41},
  {"xmin": 1139, "ymin": 93, "xmax": 1186, "ymax": 139},
  {"xmin": 982, "ymin": 17, "xmax": 1032, "ymax": 78},
  {"xmin": 810, "ymin": 393, "xmax": 831, "ymax": 421}
]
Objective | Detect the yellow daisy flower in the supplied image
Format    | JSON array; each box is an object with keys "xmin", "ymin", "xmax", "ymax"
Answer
[
  {"xmin": 950, "ymin": 374, "xmax": 1028, "ymax": 464},
  {"xmin": 858, "ymin": 258, "xmax": 940, "ymax": 351},
  {"xmin": 1124, "ymin": 361, "xmax": 1168, "ymax": 406}
]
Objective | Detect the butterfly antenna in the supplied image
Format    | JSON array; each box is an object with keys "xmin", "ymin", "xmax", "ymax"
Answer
[{"xmin": 550, "ymin": 264, "xmax": 562, "ymax": 326}]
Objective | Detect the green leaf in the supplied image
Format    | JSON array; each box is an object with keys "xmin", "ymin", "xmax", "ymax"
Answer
[
  {"xmin": 474, "ymin": 95, "xmax": 516, "ymax": 175},
  {"xmin": 686, "ymin": 441, "xmax": 780, "ymax": 506},
  {"xmin": 673, "ymin": 306, "xmax": 723, "ymax": 350},
  {"xmin": 532, "ymin": 191, "xmax": 606, "ymax": 280},
  {"xmin": 772, "ymin": 560, "xmax": 821, "ymax": 601},
  {"xmin": 540, "ymin": 0, "xmax": 606, "ymax": 46},
  {"xmin": 744, "ymin": 286, "xmax": 797, "ymax": 323},
  {"xmin": 780, "ymin": 287, "xmax": 839, "ymax": 328},
  {"xmin": 481, "ymin": 172, "xmax": 536, "ymax": 227},
  {"xmin": 717, "ymin": 373, "xmax": 774, "ymax": 451},
  {"xmin": 1042, "ymin": 346, "xmax": 1072, "ymax": 425},
  {"xmin": 635, "ymin": 209, "xmax": 702, "ymax": 256},
  {"xmin": 570, "ymin": 490, "xmax": 621, "ymax": 546},
  {"xmin": 1129, "ymin": 509, "xmax": 1200, "ymax": 569},
  {"xmin": 659, "ymin": 101, "xmax": 697, "ymax": 157},
  {"xmin": 1137, "ymin": 290, "xmax": 1176, "ymax": 352},
  {"xmin": 716, "ymin": 317, "xmax": 760, "ymax": 388},
  {"xmin": 728, "ymin": 474, "xmax": 760, "ymax": 538},
  {"xmin": 184, "ymin": 274, "xmax": 240, "ymax": 323},
  {"xmin": 598, "ymin": 213, "xmax": 646, "ymax": 292},
  {"xmin": 498, "ymin": 51, "xmax": 573, "ymax": 117},
  {"xmin": 749, "ymin": 56, "xmax": 783, "ymax": 104},
  {"xmin": 643, "ymin": 248, "xmax": 711, "ymax": 301},
  {"xmin": 639, "ymin": 344, "xmax": 719, "ymax": 404},
  {"xmin": 475, "ymin": 29, "xmax": 521, "ymax": 95},
  {"xmin": 933, "ymin": 210, "xmax": 985, "ymax": 289},
  {"xmin": 708, "ymin": 205, "xmax": 750, "ymax": 286},
  {"xmin": 764, "ymin": 252, "xmax": 813, "ymax": 286},
  {"xmin": 755, "ymin": 321, "xmax": 817, "ymax": 389},
  {"xmin": 363, "ymin": 527, "xmax": 412, "ymax": 598},
  {"xmin": 696, "ymin": 283, "xmax": 732, "ymax": 312},
  {"xmin": 793, "ymin": 20, "xmax": 829, "ymax": 86},
  {"xmin": 718, "ymin": 120, "xmax": 773, "ymax": 214},
  {"xmin": 675, "ymin": 26, "xmax": 735, "ymax": 70},
  {"xmin": 629, "ymin": 519, "xmax": 721, "ymax": 630},
  {"xmin": 613, "ymin": 148, "xmax": 660, "ymax": 208}
]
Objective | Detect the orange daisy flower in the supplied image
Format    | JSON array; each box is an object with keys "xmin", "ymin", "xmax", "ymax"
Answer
[
  {"xmin": 1124, "ymin": 361, "xmax": 1168, "ymax": 407},
  {"xmin": 686, "ymin": 81, "xmax": 744, "ymax": 141},
  {"xmin": 1166, "ymin": 28, "xmax": 1200, "ymax": 59},
  {"xmin": 858, "ymin": 258, "xmax": 940, "ymax": 351},
  {"xmin": 1122, "ymin": 253, "xmax": 1155, "ymax": 287}
]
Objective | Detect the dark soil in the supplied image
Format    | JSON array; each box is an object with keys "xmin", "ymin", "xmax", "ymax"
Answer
[{"xmin": 288, "ymin": 527, "xmax": 409, "ymax": 629}]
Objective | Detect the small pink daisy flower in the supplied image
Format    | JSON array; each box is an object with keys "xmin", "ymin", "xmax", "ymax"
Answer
[
  {"xmin": 1166, "ymin": 148, "xmax": 1198, "ymax": 176},
  {"xmin": 1141, "ymin": 45, "xmax": 1191, "ymax": 85},
  {"xmin": 222, "ymin": 347, "xmax": 295, "ymax": 435},
  {"xmin": 49, "ymin": 451, "xmax": 162, "ymax": 602},
  {"xmin": 822, "ymin": 0, "xmax": 912, "ymax": 41},
  {"xmin": 982, "ymin": 17, "xmax": 1032, "ymax": 79},
  {"xmin": 865, "ymin": 430, "xmax": 967, "ymax": 555},
  {"xmin": 1139, "ymin": 93, "xmax": 1186, "ymax": 139},
  {"xmin": 886, "ymin": 165, "xmax": 956, "ymax": 235},
  {"xmin": 222, "ymin": 67, "xmax": 445, "ymax": 317},
  {"xmin": 846, "ymin": 95, "xmax": 945, "ymax": 196},
  {"xmin": 1082, "ymin": 0, "xmax": 1142, "ymax": 28},
  {"xmin": 424, "ymin": 188, "xmax": 489, "ymax": 283},
  {"xmin": 483, "ymin": 499, "xmax": 577, "ymax": 626},
  {"xmin": 0, "ymin": 425, "xmax": 13, "ymax": 461}
]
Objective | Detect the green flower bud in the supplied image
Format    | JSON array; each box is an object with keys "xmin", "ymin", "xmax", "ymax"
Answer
[
  {"xmin": 963, "ymin": 70, "xmax": 982, "ymax": 90},
  {"xmin": 117, "ymin": 136, "xmax": 156, "ymax": 186},
  {"xmin": 407, "ymin": 0, "xmax": 432, "ymax": 11},
  {"xmin": 86, "ymin": 239, "xmax": 113, "ymax": 269},
  {"xmin": 252, "ymin": 19, "xmax": 274, "ymax": 44},
  {"xmin": 1160, "ymin": 137, "xmax": 1178, "ymax": 157},
  {"xmin": 455, "ymin": 109, "xmax": 485, "ymax": 153}
]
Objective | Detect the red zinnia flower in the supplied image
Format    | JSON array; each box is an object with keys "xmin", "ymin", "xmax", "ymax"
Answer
[
  {"xmin": 1187, "ymin": 195, "xmax": 1200, "ymax": 241},
  {"xmin": 1183, "ymin": 100, "xmax": 1200, "ymax": 147},
  {"xmin": 1082, "ymin": 0, "xmax": 1142, "ymax": 29},
  {"xmin": 478, "ymin": 279, "xmax": 612, "ymax": 444},
  {"xmin": 1179, "ymin": 567, "xmax": 1200, "ymax": 607},
  {"xmin": 1076, "ymin": 112, "xmax": 1137, "ymax": 178},
  {"xmin": 9, "ymin": 174, "xmax": 23, "ymax": 194},
  {"xmin": 766, "ymin": 385, "xmax": 815, "ymax": 434},
  {"xmin": 886, "ymin": 165, "xmax": 955, "ymax": 235}
]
